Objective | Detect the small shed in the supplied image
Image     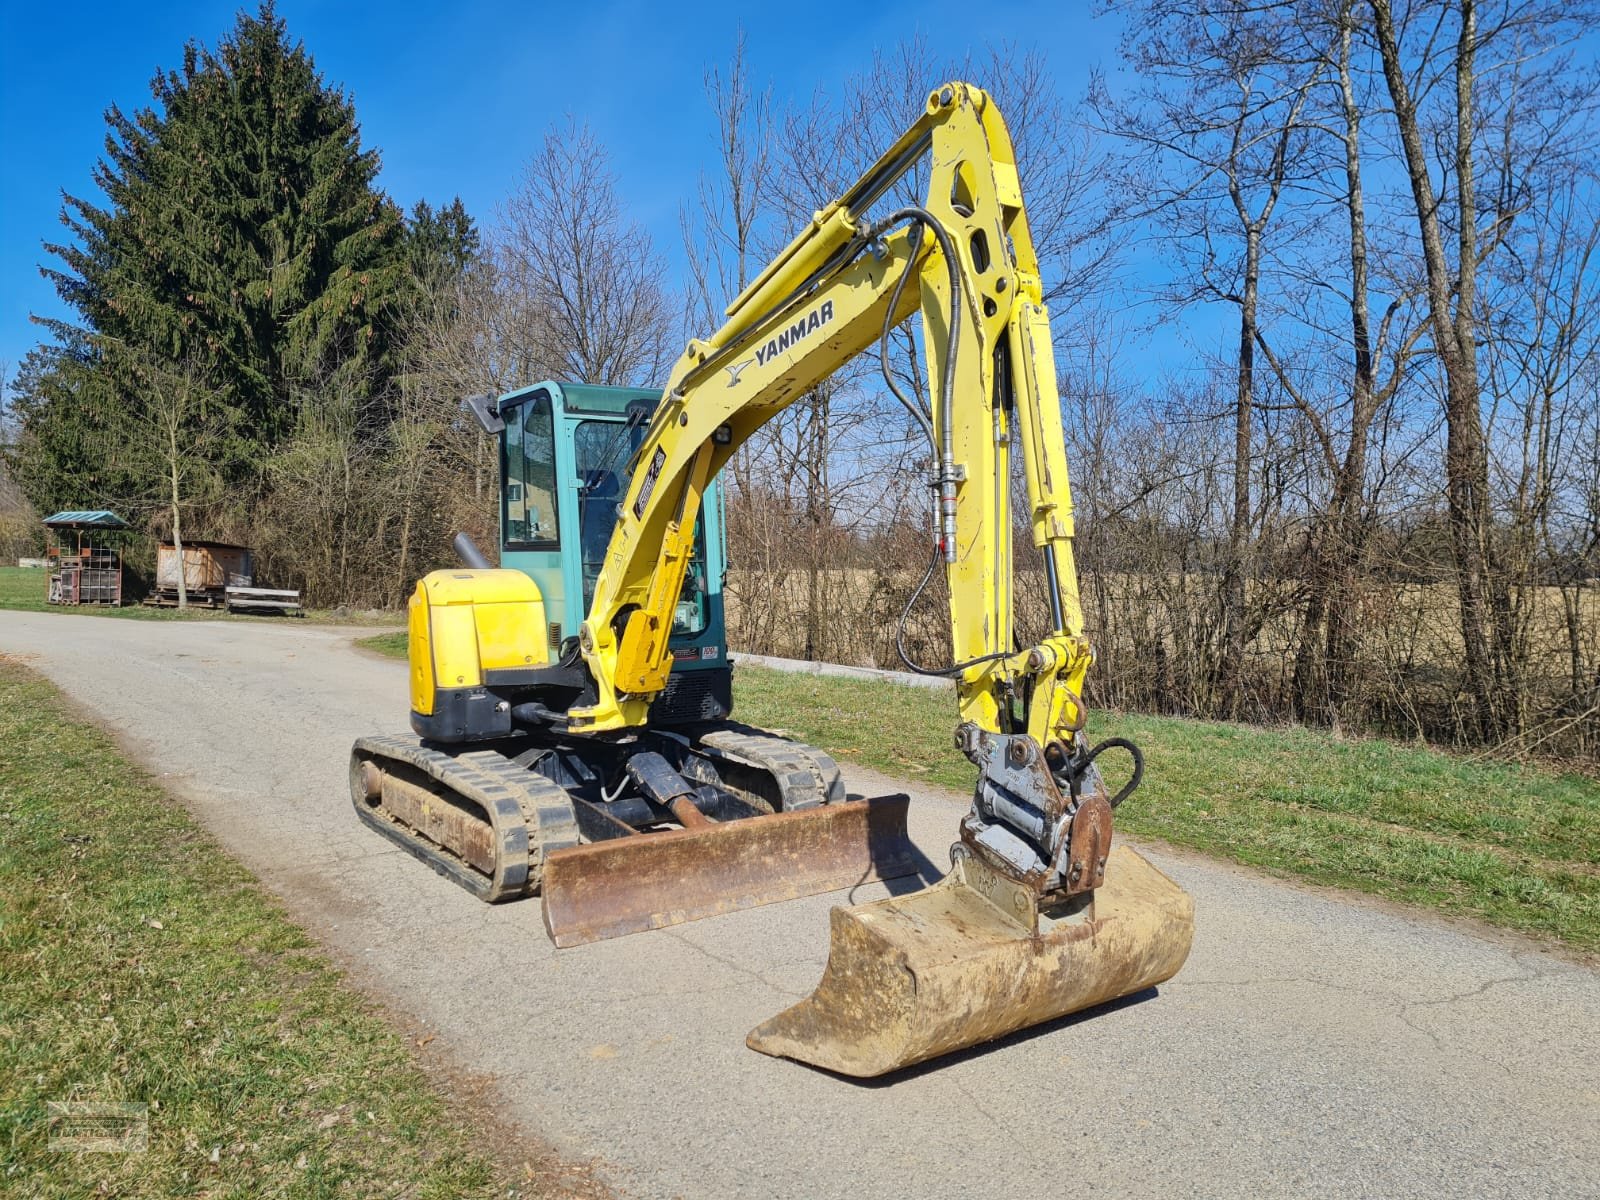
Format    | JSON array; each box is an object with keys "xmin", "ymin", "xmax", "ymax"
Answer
[
  {"xmin": 150, "ymin": 541, "xmax": 253, "ymax": 607},
  {"xmin": 43, "ymin": 510, "xmax": 128, "ymax": 606}
]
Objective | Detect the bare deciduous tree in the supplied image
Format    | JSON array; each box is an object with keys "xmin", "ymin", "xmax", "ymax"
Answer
[
  {"xmin": 499, "ymin": 121, "xmax": 674, "ymax": 387},
  {"xmin": 1096, "ymin": 1, "xmax": 1324, "ymax": 716},
  {"xmin": 1369, "ymin": 0, "xmax": 1598, "ymax": 738},
  {"xmin": 114, "ymin": 350, "xmax": 233, "ymax": 609}
]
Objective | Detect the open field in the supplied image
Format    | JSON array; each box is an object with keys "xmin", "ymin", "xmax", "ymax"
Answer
[
  {"xmin": 731, "ymin": 665, "xmax": 1600, "ymax": 954},
  {"xmin": 0, "ymin": 659, "xmax": 519, "ymax": 1198},
  {"xmin": 724, "ymin": 563, "xmax": 1600, "ymax": 759},
  {"xmin": 0, "ymin": 566, "xmax": 401, "ymax": 627},
  {"xmin": 724, "ymin": 567, "xmax": 1600, "ymax": 673}
]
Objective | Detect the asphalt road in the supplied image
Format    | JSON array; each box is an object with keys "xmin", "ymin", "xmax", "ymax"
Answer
[{"xmin": 5, "ymin": 611, "xmax": 1598, "ymax": 1199}]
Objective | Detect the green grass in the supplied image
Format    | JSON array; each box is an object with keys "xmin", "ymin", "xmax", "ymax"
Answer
[
  {"xmin": 731, "ymin": 666, "xmax": 1600, "ymax": 955},
  {"xmin": 0, "ymin": 660, "xmax": 520, "ymax": 1197},
  {"xmin": 357, "ymin": 631, "xmax": 409, "ymax": 659},
  {"xmin": 0, "ymin": 566, "xmax": 402, "ymax": 628},
  {"xmin": 0, "ymin": 565, "xmax": 183, "ymax": 620}
]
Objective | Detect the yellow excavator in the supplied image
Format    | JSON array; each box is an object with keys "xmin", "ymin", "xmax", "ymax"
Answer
[{"xmin": 351, "ymin": 82, "xmax": 1193, "ymax": 1077}]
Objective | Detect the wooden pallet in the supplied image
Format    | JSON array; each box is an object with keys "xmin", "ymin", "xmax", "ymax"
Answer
[{"xmin": 144, "ymin": 589, "xmax": 226, "ymax": 609}]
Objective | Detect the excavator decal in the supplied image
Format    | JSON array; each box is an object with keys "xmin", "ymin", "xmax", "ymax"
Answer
[
  {"xmin": 754, "ymin": 298, "xmax": 834, "ymax": 366},
  {"xmin": 631, "ymin": 447, "xmax": 666, "ymax": 519}
]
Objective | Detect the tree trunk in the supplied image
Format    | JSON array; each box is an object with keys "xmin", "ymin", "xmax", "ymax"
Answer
[
  {"xmin": 1218, "ymin": 228, "xmax": 1260, "ymax": 718},
  {"xmin": 396, "ymin": 500, "xmax": 414, "ymax": 607},
  {"xmin": 1370, "ymin": 0, "xmax": 1503, "ymax": 740},
  {"xmin": 1295, "ymin": 6, "xmax": 1381, "ymax": 727},
  {"xmin": 169, "ymin": 416, "xmax": 187, "ymax": 611},
  {"xmin": 1213, "ymin": 59, "xmax": 1311, "ymax": 720},
  {"xmin": 803, "ymin": 389, "xmax": 829, "ymax": 662}
]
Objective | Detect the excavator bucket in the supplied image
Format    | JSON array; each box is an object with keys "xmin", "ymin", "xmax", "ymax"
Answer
[
  {"xmin": 747, "ymin": 844, "xmax": 1193, "ymax": 1077},
  {"xmin": 542, "ymin": 794, "xmax": 919, "ymax": 947}
]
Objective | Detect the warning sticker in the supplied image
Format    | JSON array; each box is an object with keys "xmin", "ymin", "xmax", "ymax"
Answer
[{"xmin": 633, "ymin": 448, "xmax": 667, "ymax": 519}]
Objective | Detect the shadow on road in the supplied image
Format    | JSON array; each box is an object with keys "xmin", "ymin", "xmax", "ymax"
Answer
[{"xmin": 782, "ymin": 987, "xmax": 1163, "ymax": 1089}]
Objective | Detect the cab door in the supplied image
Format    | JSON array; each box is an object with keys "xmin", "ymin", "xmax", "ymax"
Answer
[{"xmin": 498, "ymin": 386, "xmax": 569, "ymax": 657}]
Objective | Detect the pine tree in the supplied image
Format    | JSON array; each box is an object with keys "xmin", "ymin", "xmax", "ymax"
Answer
[
  {"xmin": 5, "ymin": 340, "xmax": 132, "ymax": 517},
  {"xmin": 39, "ymin": 2, "xmax": 407, "ymax": 459},
  {"xmin": 404, "ymin": 198, "xmax": 480, "ymax": 284}
]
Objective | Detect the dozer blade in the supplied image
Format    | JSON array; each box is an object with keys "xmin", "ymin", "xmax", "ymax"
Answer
[
  {"xmin": 746, "ymin": 844, "xmax": 1194, "ymax": 1077},
  {"xmin": 541, "ymin": 794, "xmax": 918, "ymax": 947}
]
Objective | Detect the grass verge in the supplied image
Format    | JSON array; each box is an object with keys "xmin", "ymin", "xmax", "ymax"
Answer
[
  {"xmin": 356, "ymin": 631, "xmax": 409, "ymax": 659},
  {"xmin": 0, "ymin": 566, "xmax": 400, "ymax": 627},
  {"xmin": 0, "ymin": 658, "xmax": 517, "ymax": 1197},
  {"xmin": 731, "ymin": 665, "xmax": 1600, "ymax": 955}
]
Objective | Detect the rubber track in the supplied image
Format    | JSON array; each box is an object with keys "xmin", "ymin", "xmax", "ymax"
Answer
[
  {"xmin": 351, "ymin": 734, "xmax": 579, "ymax": 902},
  {"xmin": 693, "ymin": 728, "xmax": 847, "ymax": 810},
  {"xmin": 352, "ymin": 728, "xmax": 838, "ymax": 905}
]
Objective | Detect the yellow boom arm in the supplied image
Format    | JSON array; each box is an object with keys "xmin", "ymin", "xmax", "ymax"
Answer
[{"xmin": 571, "ymin": 82, "xmax": 1093, "ymax": 755}]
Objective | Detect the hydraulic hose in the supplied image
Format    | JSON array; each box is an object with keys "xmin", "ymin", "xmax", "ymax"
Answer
[
  {"xmin": 871, "ymin": 206, "xmax": 1011, "ymax": 679},
  {"xmin": 895, "ymin": 541, "xmax": 1015, "ymax": 677},
  {"xmin": 1079, "ymin": 737, "xmax": 1145, "ymax": 809},
  {"xmin": 875, "ymin": 220, "xmax": 935, "ymax": 447},
  {"xmin": 869, "ymin": 206, "xmax": 965, "ymax": 566}
]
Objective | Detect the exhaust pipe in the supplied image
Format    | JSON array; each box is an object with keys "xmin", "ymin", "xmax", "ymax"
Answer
[{"xmin": 453, "ymin": 532, "xmax": 494, "ymax": 570}]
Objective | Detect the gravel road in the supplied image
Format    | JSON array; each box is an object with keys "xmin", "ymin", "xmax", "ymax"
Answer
[{"xmin": 5, "ymin": 611, "xmax": 1597, "ymax": 1199}]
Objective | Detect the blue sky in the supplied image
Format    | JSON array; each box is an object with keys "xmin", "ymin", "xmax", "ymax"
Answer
[{"xmin": 0, "ymin": 0, "xmax": 1127, "ymax": 380}]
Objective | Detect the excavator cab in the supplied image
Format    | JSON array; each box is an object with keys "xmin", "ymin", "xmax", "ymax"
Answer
[{"xmin": 496, "ymin": 382, "xmax": 731, "ymax": 725}]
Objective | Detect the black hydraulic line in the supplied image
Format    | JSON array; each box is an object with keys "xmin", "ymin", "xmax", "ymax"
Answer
[
  {"xmin": 869, "ymin": 205, "xmax": 1013, "ymax": 680},
  {"xmin": 1083, "ymin": 737, "xmax": 1144, "ymax": 809},
  {"xmin": 875, "ymin": 218, "xmax": 935, "ymax": 445},
  {"xmin": 894, "ymin": 541, "xmax": 1014, "ymax": 677},
  {"xmin": 869, "ymin": 207, "xmax": 963, "ymax": 529},
  {"xmin": 511, "ymin": 701, "xmax": 571, "ymax": 731}
]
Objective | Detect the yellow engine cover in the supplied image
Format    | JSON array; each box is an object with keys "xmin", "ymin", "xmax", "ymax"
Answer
[{"xmin": 409, "ymin": 569, "xmax": 548, "ymax": 716}]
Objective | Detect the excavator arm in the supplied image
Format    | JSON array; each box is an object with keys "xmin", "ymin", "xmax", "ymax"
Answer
[
  {"xmin": 562, "ymin": 83, "xmax": 1192, "ymax": 1077},
  {"xmin": 571, "ymin": 82, "xmax": 1091, "ymax": 757}
]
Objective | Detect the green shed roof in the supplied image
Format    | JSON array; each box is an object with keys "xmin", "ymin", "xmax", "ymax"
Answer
[{"xmin": 42, "ymin": 510, "xmax": 129, "ymax": 529}]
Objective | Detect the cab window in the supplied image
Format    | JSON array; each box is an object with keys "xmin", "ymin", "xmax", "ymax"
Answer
[
  {"xmin": 574, "ymin": 417, "xmax": 709, "ymax": 637},
  {"xmin": 503, "ymin": 392, "xmax": 559, "ymax": 549}
]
